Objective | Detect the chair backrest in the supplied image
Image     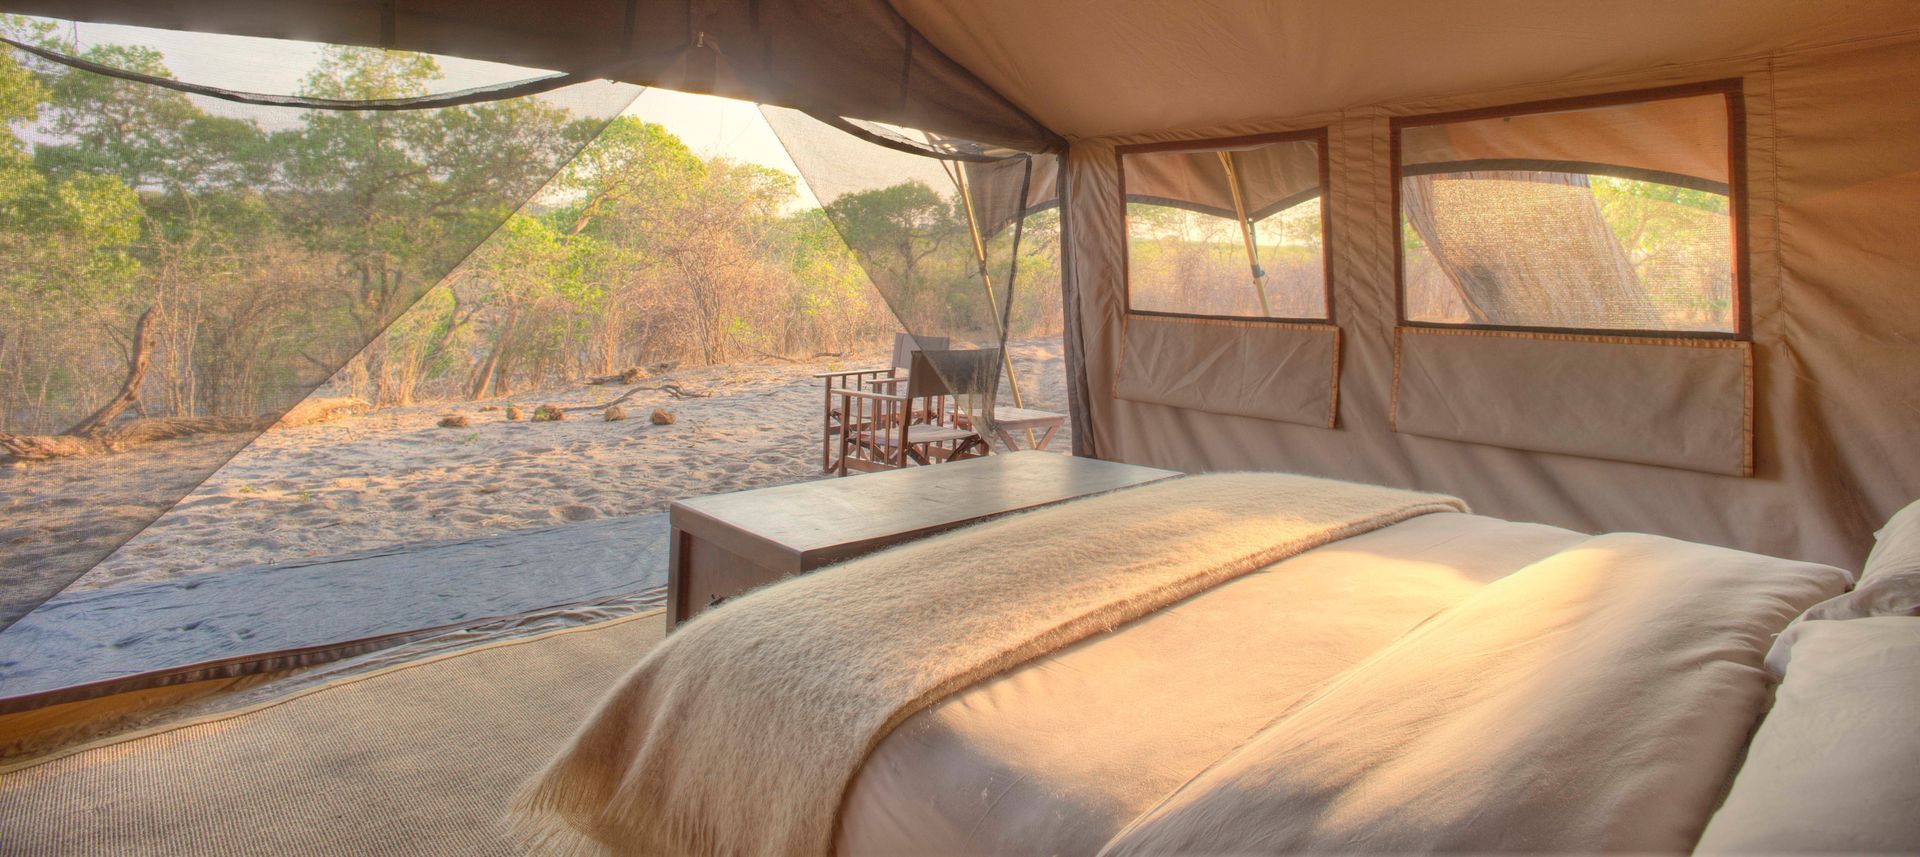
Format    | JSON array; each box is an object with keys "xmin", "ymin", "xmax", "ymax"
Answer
[
  {"xmin": 907, "ymin": 348, "xmax": 1001, "ymax": 399},
  {"xmin": 890, "ymin": 333, "xmax": 949, "ymax": 371}
]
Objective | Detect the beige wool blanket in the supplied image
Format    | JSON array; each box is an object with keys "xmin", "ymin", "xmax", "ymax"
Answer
[{"xmin": 512, "ymin": 473, "xmax": 1464, "ymax": 857}]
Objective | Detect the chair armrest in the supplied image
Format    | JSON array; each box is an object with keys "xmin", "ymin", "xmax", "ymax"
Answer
[
  {"xmin": 833, "ymin": 388, "xmax": 910, "ymax": 404},
  {"xmin": 811, "ymin": 367, "xmax": 892, "ymax": 380}
]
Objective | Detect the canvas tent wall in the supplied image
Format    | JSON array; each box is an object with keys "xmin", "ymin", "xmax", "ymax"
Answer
[{"xmin": 896, "ymin": 0, "xmax": 1920, "ymax": 571}]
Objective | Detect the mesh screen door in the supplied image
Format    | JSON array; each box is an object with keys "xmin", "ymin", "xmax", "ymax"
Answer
[{"xmin": 0, "ymin": 22, "xmax": 642, "ymax": 631}]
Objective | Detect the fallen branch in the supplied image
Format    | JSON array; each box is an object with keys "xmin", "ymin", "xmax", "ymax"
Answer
[
  {"xmin": 587, "ymin": 367, "xmax": 645, "ymax": 386},
  {"xmin": 1, "ymin": 415, "xmax": 270, "ymax": 462},
  {"xmin": 563, "ymin": 382, "xmax": 711, "ymax": 413}
]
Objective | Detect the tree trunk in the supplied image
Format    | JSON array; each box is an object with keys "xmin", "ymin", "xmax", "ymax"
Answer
[
  {"xmin": 1401, "ymin": 171, "xmax": 1657, "ymax": 328},
  {"xmin": 468, "ymin": 309, "xmax": 519, "ymax": 400},
  {"xmin": 66, "ymin": 305, "xmax": 158, "ymax": 438}
]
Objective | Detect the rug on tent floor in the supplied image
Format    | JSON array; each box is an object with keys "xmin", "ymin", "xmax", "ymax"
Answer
[{"xmin": 0, "ymin": 609, "xmax": 666, "ymax": 857}]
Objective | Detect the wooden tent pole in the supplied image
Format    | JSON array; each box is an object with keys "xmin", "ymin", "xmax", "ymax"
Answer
[
  {"xmin": 1217, "ymin": 151, "xmax": 1272, "ymax": 316},
  {"xmin": 947, "ymin": 161, "xmax": 1038, "ymax": 448}
]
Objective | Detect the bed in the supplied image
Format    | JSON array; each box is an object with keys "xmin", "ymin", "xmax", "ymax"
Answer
[{"xmin": 512, "ymin": 473, "xmax": 1855, "ymax": 856}]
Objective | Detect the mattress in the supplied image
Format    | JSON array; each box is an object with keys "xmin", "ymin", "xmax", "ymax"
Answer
[{"xmin": 839, "ymin": 511, "xmax": 1587, "ymax": 855}]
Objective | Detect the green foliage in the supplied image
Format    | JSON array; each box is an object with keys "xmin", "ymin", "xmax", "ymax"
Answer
[
  {"xmin": 0, "ymin": 30, "xmax": 1067, "ymax": 428},
  {"xmin": 1591, "ymin": 176, "xmax": 1733, "ymax": 327}
]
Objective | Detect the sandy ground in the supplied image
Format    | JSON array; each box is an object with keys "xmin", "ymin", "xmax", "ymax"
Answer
[{"xmin": 33, "ymin": 339, "xmax": 1070, "ymax": 593}]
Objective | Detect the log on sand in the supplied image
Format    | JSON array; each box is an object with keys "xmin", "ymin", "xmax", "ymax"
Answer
[
  {"xmin": 0, "ymin": 306, "xmax": 314, "ymax": 463},
  {"xmin": 276, "ymin": 397, "xmax": 372, "ymax": 429},
  {"xmin": 1, "ymin": 416, "xmax": 270, "ymax": 462}
]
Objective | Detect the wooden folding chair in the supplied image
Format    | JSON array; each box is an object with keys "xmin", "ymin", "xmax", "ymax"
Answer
[
  {"xmin": 833, "ymin": 348, "xmax": 998, "ymax": 475},
  {"xmin": 814, "ymin": 333, "xmax": 948, "ymax": 473}
]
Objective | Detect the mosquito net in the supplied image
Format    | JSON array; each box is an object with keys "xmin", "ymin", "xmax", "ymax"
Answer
[
  {"xmin": 0, "ymin": 21, "xmax": 643, "ymax": 632},
  {"xmin": 1397, "ymin": 90, "xmax": 1738, "ymax": 333},
  {"xmin": 760, "ymin": 106, "xmax": 1058, "ymax": 435},
  {"xmin": 1121, "ymin": 135, "xmax": 1328, "ymax": 320},
  {"xmin": 0, "ymin": 19, "xmax": 1063, "ymax": 709}
]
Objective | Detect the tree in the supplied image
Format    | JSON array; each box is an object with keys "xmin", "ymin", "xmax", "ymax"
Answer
[
  {"xmin": 824, "ymin": 181, "xmax": 961, "ymax": 310},
  {"xmin": 271, "ymin": 46, "xmax": 584, "ymax": 404}
]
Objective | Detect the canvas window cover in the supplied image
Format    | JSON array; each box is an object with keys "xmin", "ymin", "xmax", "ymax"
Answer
[
  {"xmin": 1122, "ymin": 133, "xmax": 1329, "ymax": 321},
  {"xmin": 1396, "ymin": 85, "xmax": 1743, "ymax": 335}
]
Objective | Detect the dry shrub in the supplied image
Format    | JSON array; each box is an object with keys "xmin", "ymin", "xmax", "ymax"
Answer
[
  {"xmin": 505, "ymin": 405, "xmax": 523, "ymax": 420},
  {"xmin": 438, "ymin": 414, "xmax": 470, "ymax": 428},
  {"xmin": 605, "ymin": 405, "xmax": 627, "ymax": 421},
  {"xmin": 649, "ymin": 408, "xmax": 675, "ymax": 425},
  {"xmin": 532, "ymin": 404, "xmax": 565, "ymax": 422}
]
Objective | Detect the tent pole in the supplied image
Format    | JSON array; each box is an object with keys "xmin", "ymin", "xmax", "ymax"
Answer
[
  {"xmin": 1217, "ymin": 151, "xmax": 1272, "ymax": 316},
  {"xmin": 947, "ymin": 161, "xmax": 1038, "ymax": 449}
]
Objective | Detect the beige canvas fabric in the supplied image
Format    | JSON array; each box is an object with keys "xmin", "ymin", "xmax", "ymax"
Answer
[
  {"xmin": 1123, "ymin": 138, "xmax": 1323, "ymax": 218},
  {"xmin": 512, "ymin": 473, "xmax": 1463, "ymax": 857},
  {"xmin": 840, "ymin": 511, "xmax": 1585, "ymax": 855},
  {"xmin": 1114, "ymin": 315, "xmax": 1337, "ymax": 428},
  {"xmin": 1399, "ymin": 93, "xmax": 1732, "ymax": 185},
  {"xmin": 1100, "ymin": 533, "xmax": 1845, "ymax": 855},
  {"xmin": 2, "ymin": 0, "xmax": 1062, "ymax": 152},
  {"xmin": 1393, "ymin": 329, "xmax": 1750, "ymax": 475},
  {"xmin": 1007, "ymin": 33, "xmax": 1920, "ymax": 569},
  {"xmin": 896, "ymin": 1, "xmax": 1916, "ymax": 141}
]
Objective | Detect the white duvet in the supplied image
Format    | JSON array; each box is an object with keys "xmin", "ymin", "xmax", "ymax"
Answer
[{"xmin": 1101, "ymin": 533, "xmax": 1845, "ymax": 854}]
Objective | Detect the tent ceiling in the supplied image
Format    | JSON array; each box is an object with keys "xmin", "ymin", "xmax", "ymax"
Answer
[
  {"xmin": 11, "ymin": 2, "xmax": 1914, "ymax": 146},
  {"xmin": 0, "ymin": 0, "xmax": 1063, "ymax": 151},
  {"xmin": 893, "ymin": 0, "xmax": 1920, "ymax": 140}
]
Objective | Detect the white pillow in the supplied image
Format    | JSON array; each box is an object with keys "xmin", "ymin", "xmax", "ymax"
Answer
[
  {"xmin": 1862, "ymin": 495, "xmax": 1920, "ymax": 587},
  {"xmin": 1765, "ymin": 498, "xmax": 1920, "ymax": 675},
  {"xmin": 1697, "ymin": 617, "xmax": 1920, "ymax": 853}
]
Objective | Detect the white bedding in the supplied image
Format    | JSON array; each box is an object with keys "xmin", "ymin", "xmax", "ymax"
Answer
[
  {"xmin": 840, "ymin": 512, "xmax": 1584, "ymax": 854},
  {"xmin": 1698, "ymin": 616, "xmax": 1920, "ymax": 853},
  {"xmin": 841, "ymin": 516, "xmax": 1847, "ymax": 855}
]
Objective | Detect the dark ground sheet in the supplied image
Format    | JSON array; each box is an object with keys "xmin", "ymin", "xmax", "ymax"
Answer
[{"xmin": 0, "ymin": 513, "xmax": 669, "ymax": 702}]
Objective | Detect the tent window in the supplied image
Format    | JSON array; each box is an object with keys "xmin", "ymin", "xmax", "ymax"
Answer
[
  {"xmin": 1394, "ymin": 83, "xmax": 1745, "ymax": 336},
  {"xmin": 1120, "ymin": 131, "xmax": 1330, "ymax": 321}
]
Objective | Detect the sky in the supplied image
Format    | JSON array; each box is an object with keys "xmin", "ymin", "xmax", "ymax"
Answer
[{"xmin": 35, "ymin": 19, "xmax": 819, "ymax": 206}]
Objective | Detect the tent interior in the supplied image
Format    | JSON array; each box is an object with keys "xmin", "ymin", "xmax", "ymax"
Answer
[{"xmin": 2, "ymin": 1, "xmax": 1918, "ymax": 854}]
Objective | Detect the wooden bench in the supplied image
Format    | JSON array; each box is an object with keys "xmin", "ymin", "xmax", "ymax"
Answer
[{"xmin": 665, "ymin": 451, "xmax": 1178, "ymax": 630}]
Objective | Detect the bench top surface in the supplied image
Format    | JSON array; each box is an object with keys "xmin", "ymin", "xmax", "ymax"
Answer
[{"xmin": 670, "ymin": 452, "xmax": 1177, "ymax": 558}]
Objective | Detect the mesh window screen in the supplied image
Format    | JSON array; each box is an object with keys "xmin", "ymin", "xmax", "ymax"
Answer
[
  {"xmin": 0, "ymin": 24, "xmax": 640, "ymax": 631},
  {"xmin": 1397, "ymin": 88, "xmax": 1739, "ymax": 334},
  {"xmin": 760, "ymin": 107, "xmax": 1050, "ymax": 435},
  {"xmin": 1121, "ymin": 133, "xmax": 1328, "ymax": 320}
]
